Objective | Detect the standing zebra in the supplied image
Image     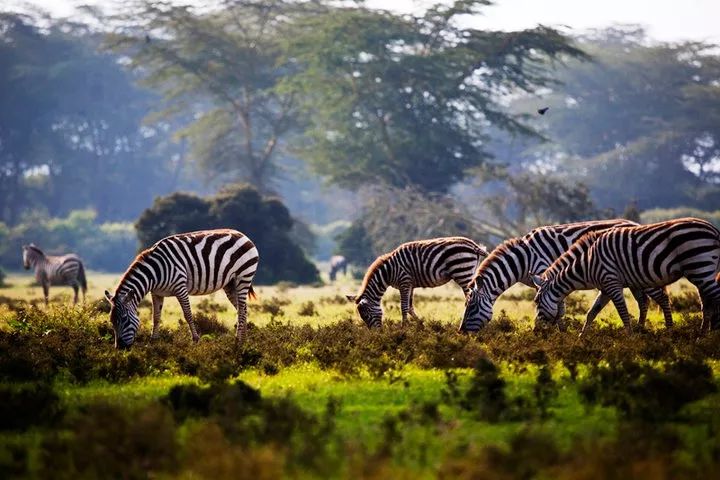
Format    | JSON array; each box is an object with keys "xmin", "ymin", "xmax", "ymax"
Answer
[
  {"xmin": 104, "ymin": 229, "xmax": 259, "ymax": 349},
  {"xmin": 22, "ymin": 244, "xmax": 87, "ymax": 305},
  {"xmin": 460, "ymin": 219, "xmax": 674, "ymax": 332},
  {"xmin": 533, "ymin": 218, "xmax": 720, "ymax": 335},
  {"xmin": 346, "ymin": 237, "xmax": 487, "ymax": 328},
  {"xmin": 329, "ymin": 255, "xmax": 348, "ymax": 282}
]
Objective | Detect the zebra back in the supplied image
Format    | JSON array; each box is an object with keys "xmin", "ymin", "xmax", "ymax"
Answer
[{"xmin": 470, "ymin": 219, "xmax": 637, "ymax": 294}]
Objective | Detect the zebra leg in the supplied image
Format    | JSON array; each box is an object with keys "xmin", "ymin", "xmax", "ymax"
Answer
[
  {"xmin": 580, "ymin": 292, "xmax": 611, "ymax": 337},
  {"xmin": 646, "ymin": 287, "xmax": 673, "ymax": 328},
  {"xmin": 629, "ymin": 289, "xmax": 649, "ymax": 327},
  {"xmin": 176, "ymin": 290, "xmax": 200, "ymax": 343},
  {"xmin": 399, "ymin": 283, "xmax": 412, "ymax": 327},
  {"xmin": 223, "ymin": 284, "xmax": 238, "ymax": 309},
  {"xmin": 151, "ymin": 294, "xmax": 164, "ymax": 340},
  {"xmin": 607, "ymin": 287, "xmax": 633, "ymax": 334},
  {"xmin": 72, "ymin": 284, "xmax": 79, "ymax": 305},
  {"xmin": 235, "ymin": 283, "xmax": 251, "ymax": 342},
  {"xmin": 408, "ymin": 288, "xmax": 420, "ymax": 321},
  {"xmin": 42, "ymin": 280, "xmax": 50, "ymax": 306}
]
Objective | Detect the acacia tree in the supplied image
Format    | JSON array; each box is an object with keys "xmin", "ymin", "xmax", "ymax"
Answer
[
  {"xmin": 284, "ymin": 1, "xmax": 585, "ymax": 193},
  {"xmin": 542, "ymin": 27, "xmax": 720, "ymax": 210},
  {"xmin": 106, "ymin": 0, "xmax": 312, "ymax": 192}
]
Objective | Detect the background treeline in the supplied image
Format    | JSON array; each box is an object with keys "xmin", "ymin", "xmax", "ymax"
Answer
[{"xmin": 1, "ymin": 2, "xmax": 719, "ymax": 278}]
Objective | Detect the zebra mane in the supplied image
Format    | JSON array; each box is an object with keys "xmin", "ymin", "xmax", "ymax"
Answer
[
  {"xmin": 114, "ymin": 246, "xmax": 155, "ymax": 297},
  {"xmin": 477, "ymin": 237, "xmax": 524, "ymax": 270},
  {"xmin": 24, "ymin": 244, "xmax": 44, "ymax": 256},
  {"xmin": 356, "ymin": 253, "xmax": 392, "ymax": 301},
  {"xmin": 544, "ymin": 231, "xmax": 601, "ymax": 279}
]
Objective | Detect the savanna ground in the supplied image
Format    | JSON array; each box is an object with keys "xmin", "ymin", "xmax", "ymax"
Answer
[{"xmin": 1, "ymin": 271, "xmax": 719, "ymax": 479}]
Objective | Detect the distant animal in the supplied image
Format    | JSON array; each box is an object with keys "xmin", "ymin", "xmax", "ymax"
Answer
[
  {"xmin": 104, "ymin": 229, "xmax": 259, "ymax": 349},
  {"xmin": 460, "ymin": 219, "xmax": 673, "ymax": 332},
  {"xmin": 533, "ymin": 218, "xmax": 720, "ymax": 335},
  {"xmin": 329, "ymin": 255, "xmax": 348, "ymax": 282},
  {"xmin": 22, "ymin": 244, "xmax": 87, "ymax": 305},
  {"xmin": 347, "ymin": 237, "xmax": 488, "ymax": 328},
  {"xmin": 537, "ymin": 106, "xmax": 550, "ymax": 115}
]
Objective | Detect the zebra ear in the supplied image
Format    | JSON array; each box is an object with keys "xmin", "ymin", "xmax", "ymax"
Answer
[
  {"xmin": 346, "ymin": 295, "xmax": 357, "ymax": 303},
  {"xmin": 104, "ymin": 290, "xmax": 114, "ymax": 305},
  {"xmin": 531, "ymin": 275, "xmax": 545, "ymax": 289}
]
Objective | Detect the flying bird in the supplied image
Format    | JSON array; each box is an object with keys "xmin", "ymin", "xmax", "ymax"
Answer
[{"xmin": 537, "ymin": 107, "xmax": 549, "ymax": 116}]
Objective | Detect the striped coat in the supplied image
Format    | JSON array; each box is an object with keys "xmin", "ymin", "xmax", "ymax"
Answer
[
  {"xmin": 460, "ymin": 219, "xmax": 673, "ymax": 331},
  {"xmin": 22, "ymin": 244, "xmax": 87, "ymax": 305},
  {"xmin": 104, "ymin": 229, "xmax": 259, "ymax": 348},
  {"xmin": 533, "ymin": 218, "xmax": 720, "ymax": 335},
  {"xmin": 347, "ymin": 237, "xmax": 487, "ymax": 327}
]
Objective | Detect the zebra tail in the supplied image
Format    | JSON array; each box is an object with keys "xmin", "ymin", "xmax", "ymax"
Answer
[
  {"xmin": 77, "ymin": 262, "xmax": 88, "ymax": 293},
  {"xmin": 248, "ymin": 285, "xmax": 258, "ymax": 301}
]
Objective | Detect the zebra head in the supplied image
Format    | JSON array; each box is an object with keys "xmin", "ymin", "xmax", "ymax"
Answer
[
  {"xmin": 21, "ymin": 244, "xmax": 40, "ymax": 270},
  {"xmin": 459, "ymin": 281, "xmax": 494, "ymax": 332},
  {"xmin": 104, "ymin": 290, "xmax": 140, "ymax": 349},
  {"xmin": 531, "ymin": 275, "xmax": 562, "ymax": 328},
  {"xmin": 346, "ymin": 294, "xmax": 382, "ymax": 328}
]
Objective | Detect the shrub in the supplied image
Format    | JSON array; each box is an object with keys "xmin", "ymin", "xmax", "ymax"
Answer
[{"xmin": 135, "ymin": 184, "xmax": 320, "ymax": 284}]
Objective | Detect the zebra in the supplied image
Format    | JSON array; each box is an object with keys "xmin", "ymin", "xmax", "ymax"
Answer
[
  {"xmin": 346, "ymin": 237, "xmax": 487, "ymax": 328},
  {"xmin": 460, "ymin": 219, "xmax": 674, "ymax": 332},
  {"xmin": 22, "ymin": 244, "xmax": 87, "ymax": 305},
  {"xmin": 103, "ymin": 229, "xmax": 259, "ymax": 349},
  {"xmin": 329, "ymin": 255, "xmax": 348, "ymax": 282},
  {"xmin": 532, "ymin": 217, "xmax": 720, "ymax": 335}
]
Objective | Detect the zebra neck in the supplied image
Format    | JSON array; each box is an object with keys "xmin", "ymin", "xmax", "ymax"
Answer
[
  {"xmin": 115, "ymin": 268, "xmax": 154, "ymax": 308},
  {"xmin": 361, "ymin": 273, "xmax": 390, "ymax": 305}
]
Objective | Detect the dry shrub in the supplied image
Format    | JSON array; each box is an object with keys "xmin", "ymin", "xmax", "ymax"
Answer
[
  {"xmin": 671, "ymin": 289, "xmax": 702, "ymax": 313},
  {"xmin": 193, "ymin": 312, "xmax": 230, "ymax": 336},
  {"xmin": 297, "ymin": 301, "xmax": 318, "ymax": 317},
  {"xmin": 196, "ymin": 298, "xmax": 229, "ymax": 314}
]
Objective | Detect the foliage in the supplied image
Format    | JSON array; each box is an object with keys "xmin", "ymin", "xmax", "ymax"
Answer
[
  {"xmin": 283, "ymin": 1, "xmax": 585, "ymax": 193},
  {"xmin": 0, "ymin": 12, "xmax": 179, "ymax": 225},
  {"xmin": 0, "ymin": 210, "xmax": 135, "ymax": 271},
  {"xmin": 466, "ymin": 169, "xmax": 600, "ymax": 237},
  {"xmin": 135, "ymin": 184, "xmax": 320, "ymax": 284},
  {"xmin": 542, "ymin": 26, "xmax": 720, "ymax": 210},
  {"xmin": 105, "ymin": 0, "xmax": 313, "ymax": 192},
  {"xmin": 337, "ymin": 185, "xmax": 489, "ymax": 265}
]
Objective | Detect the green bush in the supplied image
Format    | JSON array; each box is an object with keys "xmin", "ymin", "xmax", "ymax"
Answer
[{"xmin": 135, "ymin": 184, "xmax": 320, "ymax": 284}]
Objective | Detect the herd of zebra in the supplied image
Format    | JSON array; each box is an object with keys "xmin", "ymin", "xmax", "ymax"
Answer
[{"xmin": 19, "ymin": 217, "xmax": 720, "ymax": 349}]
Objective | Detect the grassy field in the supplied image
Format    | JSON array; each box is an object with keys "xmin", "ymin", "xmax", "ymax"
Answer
[{"xmin": 0, "ymin": 271, "xmax": 718, "ymax": 479}]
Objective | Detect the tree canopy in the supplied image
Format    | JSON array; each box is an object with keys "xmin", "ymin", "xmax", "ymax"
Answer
[{"xmin": 283, "ymin": 1, "xmax": 585, "ymax": 193}]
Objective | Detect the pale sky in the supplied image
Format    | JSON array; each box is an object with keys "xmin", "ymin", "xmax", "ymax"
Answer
[{"xmin": 7, "ymin": 0, "xmax": 720, "ymax": 43}]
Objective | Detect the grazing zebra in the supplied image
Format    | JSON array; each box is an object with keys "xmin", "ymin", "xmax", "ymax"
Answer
[
  {"xmin": 22, "ymin": 244, "xmax": 87, "ymax": 305},
  {"xmin": 104, "ymin": 229, "xmax": 259, "ymax": 349},
  {"xmin": 532, "ymin": 218, "xmax": 720, "ymax": 335},
  {"xmin": 329, "ymin": 255, "xmax": 348, "ymax": 282},
  {"xmin": 460, "ymin": 219, "xmax": 674, "ymax": 332},
  {"xmin": 346, "ymin": 237, "xmax": 487, "ymax": 328}
]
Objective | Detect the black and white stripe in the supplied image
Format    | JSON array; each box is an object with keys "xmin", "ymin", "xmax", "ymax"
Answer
[
  {"xmin": 347, "ymin": 237, "xmax": 487, "ymax": 327},
  {"xmin": 22, "ymin": 244, "xmax": 87, "ymax": 305},
  {"xmin": 104, "ymin": 229, "xmax": 259, "ymax": 348},
  {"xmin": 460, "ymin": 219, "xmax": 674, "ymax": 331},
  {"xmin": 533, "ymin": 217, "xmax": 720, "ymax": 335}
]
